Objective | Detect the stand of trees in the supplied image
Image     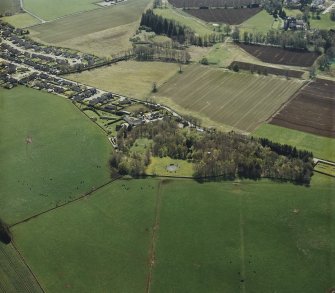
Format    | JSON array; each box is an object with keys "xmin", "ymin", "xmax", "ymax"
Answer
[
  {"xmin": 0, "ymin": 219, "xmax": 11, "ymax": 244},
  {"xmin": 233, "ymin": 27, "xmax": 335, "ymax": 54},
  {"xmin": 133, "ymin": 43, "xmax": 191, "ymax": 63},
  {"xmin": 140, "ymin": 10, "xmax": 224, "ymax": 46},
  {"xmin": 110, "ymin": 118, "xmax": 314, "ymax": 184}
]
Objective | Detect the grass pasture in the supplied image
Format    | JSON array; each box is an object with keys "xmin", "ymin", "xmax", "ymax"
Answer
[
  {"xmin": 154, "ymin": 65, "xmax": 304, "ymax": 132},
  {"xmin": 0, "ymin": 243, "xmax": 42, "ymax": 292},
  {"xmin": 23, "ymin": 0, "xmax": 99, "ymax": 21},
  {"xmin": 9, "ymin": 175, "xmax": 335, "ymax": 292},
  {"xmin": 67, "ymin": 61, "xmax": 180, "ymax": 99},
  {"xmin": 238, "ymin": 9, "xmax": 278, "ymax": 33},
  {"xmin": 2, "ymin": 12, "xmax": 40, "ymax": 28},
  {"xmin": 12, "ymin": 179, "xmax": 159, "ymax": 292},
  {"xmin": 29, "ymin": 0, "xmax": 151, "ymax": 56},
  {"xmin": 0, "ymin": 87, "xmax": 112, "ymax": 225},
  {"xmin": 253, "ymin": 124, "xmax": 335, "ymax": 161},
  {"xmin": 151, "ymin": 176, "xmax": 335, "ymax": 293},
  {"xmin": 0, "ymin": 0, "xmax": 21, "ymax": 15}
]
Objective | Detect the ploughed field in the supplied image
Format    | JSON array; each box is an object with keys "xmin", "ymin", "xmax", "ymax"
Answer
[
  {"xmin": 270, "ymin": 79, "xmax": 335, "ymax": 138},
  {"xmin": 185, "ymin": 7, "xmax": 262, "ymax": 24},
  {"xmin": 229, "ymin": 61, "xmax": 304, "ymax": 78},
  {"xmin": 238, "ymin": 43, "xmax": 319, "ymax": 67},
  {"xmin": 154, "ymin": 65, "xmax": 304, "ymax": 132},
  {"xmin": 168, "ymin": 0, "xmax": 261, "ymax": 8}
]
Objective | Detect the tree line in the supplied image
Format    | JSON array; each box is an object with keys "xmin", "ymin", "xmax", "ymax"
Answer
[
  {"xmin": 232, "ymin": 27, "xmax": 335, "ymax": 54},
  {"xmin": 0, "ymin": 218, "xmax": 11, "ymax": 244},
  {"xmin": 110, "ymin": 118, "xmax": 314, "ymax": 184},
  {"xmin": 140, "ymin": 10, "xmax": 225, "ymax": 46}
]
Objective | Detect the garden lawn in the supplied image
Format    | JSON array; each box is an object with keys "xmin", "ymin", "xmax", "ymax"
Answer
[
  {"xmin": 253, "ymin": 124, "xmax": 335, "ymax": 161},
  {"xmin": 0, "ymin": 87, "xmax": 112, "ymax": 224},
  {"xmin": 12, "ymin": 179, "xmax": 158, "ymax": 293}
]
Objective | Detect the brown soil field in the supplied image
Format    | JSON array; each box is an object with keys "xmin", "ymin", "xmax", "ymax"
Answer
[
  {"xmin": 238, "ymin": 43, "xmax": 319, "ymax": 67},
  {"xmin": 184, "ymin": 7, "xmax": 261, "ymax": 24},
  {"xmin": 169, "ymin": 0, "xmax": 261, "ymax": 8},
  {"xmin": 229, "ymin": 61, "xmax": 304, "ymax": 78},
  {"xmin": 270, "ymin": 79, "xmax": 335, "ymax": 138}
]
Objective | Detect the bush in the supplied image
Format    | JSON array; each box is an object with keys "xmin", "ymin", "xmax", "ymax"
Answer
[{"xmin": 0, "ymin": 219, "xmax": 11, "ymax": 244}]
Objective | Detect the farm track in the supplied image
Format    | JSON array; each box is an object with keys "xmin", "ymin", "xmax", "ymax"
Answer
[
  {"xmin": 146, "ymin": 180, "xmax": 163, "ymax": 293},
  {"xmin": 9, "ymin": 175, "xmax": 122, "ymax": 228},
  {"xmin": 239, "ymin": 195, "xmax": 246, "ymax": 293}
]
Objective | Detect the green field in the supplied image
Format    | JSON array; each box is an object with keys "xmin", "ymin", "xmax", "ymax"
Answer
[
  {"xmin": 2, "ymin": 12, "xmax": 41, "ymax": 28},
  {"xmin": 151, "ymin": 175, "xmax": 335, "ymax": 292},
  {"xmin": 67, "ymin": 61, "xmax": 180, "ymax": 99},
  {"xmin": 0, "ymin": 243, "xmax": 42, "ymax": 292},
  {"xmin": 254, "ymin": 124, "xmax": 335, "ymax": 161},
  {"xmin": 0, "ymin": 0, "xmax": 20, "ymax": 15},
  {"xmin": 23, "ymin": 0, "xmax": 98, "ymax": 21},
  {"xmin": 238, "ymin": 9, "xmax": 279, "ymax": 34},
  {"xmin": 12, "ymin": 179, "xmax": 158, "ymax": 292},
  {"xmin": 29, "ymin": 0, "xmax": 151, "ymax": 56},
  {"xmin": 0, "ymin": 87, "xmax": 112, "ymax": 224},
  {"xmin": 205, "ymin": 42, "xmax": 261, "ymax": 67},
  {"xmin": 11, "ymin": 175, "xmax": 335, "ymax": 292},
  {"xmin": 154, "ymin": 65, "xmax": 304, "ymax": 132},
  {"xmin": 153, "ymin": 6, "xmax": 215, "ymax": 37}
]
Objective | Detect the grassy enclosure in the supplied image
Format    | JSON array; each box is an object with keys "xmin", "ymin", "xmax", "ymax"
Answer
[
  {"xmin": 29, "ymin": 0, "xmax": 151, "ymax": 56},
  {"xmin": 146, "ymin": 156, "xmax": 194, "ymax": 177},
  {"xmin": 67, "ymin": 61, "xmax": 180, "ymax": 99},
  {"xmin": 0, "ymin": 87, "xmax": 112, "ymax": 224},
  {"xmin": 154, "ymin": 65, "xmax": 304, "ymax": 132},
  {"xmin": 253, "ymin": 124, "xmax": 335, "ymax": 161}
]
